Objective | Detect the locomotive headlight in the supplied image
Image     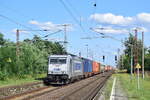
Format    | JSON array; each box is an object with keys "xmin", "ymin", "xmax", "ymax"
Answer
[
  {"xmin": 48, "ymin": 71, "xmax": 53, "ymax": 74},
  {"xmin": 62, "ymin": 71, "xmax": 66, "ymax": 74},
  {"xmin": 49, "ymin": 71, "xmax": 53, "ymax": 74}
]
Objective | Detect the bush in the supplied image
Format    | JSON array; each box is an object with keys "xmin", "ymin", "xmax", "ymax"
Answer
[{"xmin": 0, "ymin": 35, "xmax": 65, "ymax": 80}]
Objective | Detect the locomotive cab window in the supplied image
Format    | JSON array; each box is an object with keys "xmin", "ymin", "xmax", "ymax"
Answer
[
  {"xmin": 50, "ymin": 59, "xmax": 58, "ymax": 64},
  {"xmin": 50, "ymin": 58, "xmax": 66, "ymax": 64},
  {"xmin": 59, "ymin": 59, "xmax": 66, "ymax": 64}
]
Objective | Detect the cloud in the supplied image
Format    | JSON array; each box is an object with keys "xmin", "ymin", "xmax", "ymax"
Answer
[
  {"xmin": 92, "ymin": 26, "xmax": 129, "ymax": 34},
  {"xmin": 46, "ymin": 38, "xmax": 64, "ymax": 42},
  {"xmin": 137, "ymin": 13, "xmax": 150, "ymax": 23},
  {"xmin": 29, "ymin": 20, "xmax": 59, "ymax": 31},
  {"xmin": 90, "ymin": 13, "xmax": 150, "ymax": 33},
  {"xmin": 90, "ymin": 13, "xmax": 134, "ymax": 25},
  {"xmin": 12, "ymin": 28, "xmax": 30, "ymax": 34},
  {"xmin": 29, "ymin": 20, "xmax": 39, "ymax": 25},
  {"xmin": 29, "ymin": 20, "xmax": 73, "ymax": 32},
  {"xmin": 131, "ymin": 27, "xmax": 148, "ymax": 32}
]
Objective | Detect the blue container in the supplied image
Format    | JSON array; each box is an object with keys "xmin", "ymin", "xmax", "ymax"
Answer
[{"xmin": 83, "ymin": 58, "xmax": 92, "ymax": 73}]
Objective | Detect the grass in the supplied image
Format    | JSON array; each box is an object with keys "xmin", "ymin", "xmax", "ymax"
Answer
[
  {"xmin": 115, "ymin": 72, "xmax": 150, "ymax": 100},
  {"xmin": 0, "ymin": 73, "xmax": 46, "ymax": 88},
  {"xmin": 103, "ymin": 76, "xmax": 114, "ymax": 100}
]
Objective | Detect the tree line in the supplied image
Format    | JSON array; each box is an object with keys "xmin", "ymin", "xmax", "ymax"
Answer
[
  {"xmin": 0, "ymin": 33, "xmax": 66, "ymax": 80},
  {"xmin": 119, "ymin": 34, "xmax": 150, "ymax": 72}
]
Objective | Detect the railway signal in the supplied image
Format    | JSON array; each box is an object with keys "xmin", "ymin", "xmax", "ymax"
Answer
[
  {"xmin": 102, "ymin": 55, "xmax": 105, "ymax": 62},
  {"xmin": 115, "ymin": 55, "xmax": 117, "ymax": 61}
]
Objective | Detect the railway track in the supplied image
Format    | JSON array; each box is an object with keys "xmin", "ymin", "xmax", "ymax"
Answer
[
  {"xmin": 0, "ymin": 71, "xmax": 112, "ymax": 100},
  {"xmin": 59, "ymin": 72, "xmax": 112, "ymax": 100},
  {"xmin": 28, "ymin": 71, "xmax": 113, "ymax": 100},
  {"xmin": 0, "ymin": 81, "xmax": 46, "ymax": 100}
]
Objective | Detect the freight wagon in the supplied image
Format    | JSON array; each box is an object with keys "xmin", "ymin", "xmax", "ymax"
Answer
[
  {"xmin": 100, "ymin": 64, "xmax": 105, "ymax": 73},
  {"xmin": 104, "ymin": 66, "xmax": 108, "ymax": 71},
  {"xmin": 92, "ymin": 61, "xmax": 100, "ymax": 75},
  {"xmin": 82, "ymin": 58, "xmax": 93, "ymax": 78},
  {"xmin": 104, "ymin": 65, "xmax": 113, "ymax": 72}
]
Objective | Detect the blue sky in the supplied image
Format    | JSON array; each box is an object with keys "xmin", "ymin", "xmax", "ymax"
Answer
[{"xmin": 0, "ymin": 0, "xmax": 150, "ymax": 67}]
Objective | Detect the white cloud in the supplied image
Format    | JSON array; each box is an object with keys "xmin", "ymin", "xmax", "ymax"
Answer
[
  {"xmin": 29, "ymin": 20, "xmax": 73, "ymax": 32},
  {"xmin": 29, "ymin": 20, "xmax": 39, "ymax": 25},
  {"xmin": 90, "ymin": 13, "xmax": 150, "ymax": 33},
  {"xmin": 90, "ymin": 13, "xmax": 134, "ymax": 25},
  {"xmin": 93, "ymin": 26, "xmax": 129, "ymax": 34},
  {"xmin": 12, "ymin": 28, "xmax": 30, "ymax": 34},
  {"xmin": 29, "ymin": 20, "xmax": 59, "ymax": 31},
  {"xmin": 47, "ymin": 38, "xmax": 64, "ymax": 42},
  {"xmin": 137, "ymin": 13, "xmax": 150, "ymax": 23},
  {"xmin": 131, "ymin": 27, "xmax": 148, "ymax": 32}
]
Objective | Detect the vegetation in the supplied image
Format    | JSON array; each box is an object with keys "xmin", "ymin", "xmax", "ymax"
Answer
[
  {"xmin": 119, "ymin": 34, "xmax": 150, "ymax": 72},
  {"xmin": 0, "ymin": 33, "xmax": 66, "ymax": 80},
  {"xmin": 0, "ymin": 73, "xmax": 46, "ymax": 88},
  {"xmin": 103, "ymin": 76, "xmax": 114, "ymax": 100},
  {"xmin": 116, "ymin": 73, "xmax": 150, "ymax": 100}
]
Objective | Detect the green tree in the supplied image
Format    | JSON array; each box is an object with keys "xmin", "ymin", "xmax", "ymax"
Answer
[
  {"xmin": 0, "ymin": 33, "xmax": 5, "ymax": 46},
  {"xmin": 0, "ymin": 34, "xmax": 66, "ymax": 80},
  {"xmin": 145, "ymin": 48, "xmax": 150, "ymax": 70},
  {"xmin": 120, "ymin": 34, "xmax": 143, "ymax": 72}
]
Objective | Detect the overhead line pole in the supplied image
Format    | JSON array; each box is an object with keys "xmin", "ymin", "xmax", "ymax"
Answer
[
  {"xmin": 130, "ymin": 44, "xmax": 133, "ymax": 80},
  {"xmin": 117, "ymin": 48, "xmax": 120, "ymax": 69},
  {"xmin": 64, "ymin": 24, "xmax": 67, "ymax": 51},
  {"xmin": 16, "ymin": 29, "xmax": 20, "ymax": 58},
  {"xmin": 15, "ymin": 29, "xmax": 61, "ymax": 58},
  {"xmin": 134, "ymin": 29, "xmax": 140, "ymax": 89},
  {"xmin": 85, "ymin": 44, "xmax": 89, "ymax": 58},
  {"xmin": 59, "ymin": 24, "xmax": 70, "ymax": 52},
  {"xmin": 142, "ymin": 31, "xmax": 145, "ymax": 79},
  {"xmin": 134, "ymin": 29, "xmax": 138, "ymax": 72}
]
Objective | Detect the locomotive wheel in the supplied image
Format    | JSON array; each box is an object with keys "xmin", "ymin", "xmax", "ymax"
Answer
[{"xmin": 64, "ymin": 79, "xmax": 70, "ymax": 85}]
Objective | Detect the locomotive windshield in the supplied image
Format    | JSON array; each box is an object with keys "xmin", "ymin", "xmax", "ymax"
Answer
[{"xmin": 50, "ymin": 57, "xmax": 66, "ymax": 64}]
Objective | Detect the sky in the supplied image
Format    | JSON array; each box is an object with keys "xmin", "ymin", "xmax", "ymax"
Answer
[{"xmin": 0, "ymin": 0, "xmax": 150, "ymax": 67}]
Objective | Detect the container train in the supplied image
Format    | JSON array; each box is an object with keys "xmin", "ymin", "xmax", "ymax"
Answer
[{"xmin": 44, "ymin": 54, "xmax": 112, "ymax": 84}]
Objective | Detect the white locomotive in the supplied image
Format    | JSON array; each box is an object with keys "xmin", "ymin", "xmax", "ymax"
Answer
[{"xmin": 44, "ymin": 54, "xmax": 83, "ymax": 84}]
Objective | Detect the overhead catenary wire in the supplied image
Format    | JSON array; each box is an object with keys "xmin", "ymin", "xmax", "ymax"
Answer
[
  {"xmin": 64, "ymin": 0, "xmax": 83, "ymax": 26},
  {"xmin": 65, "ymin": 0, "xmax": 81, "ymax": 18},
  {"xmin": 1, "ymin": 3, "xmax": 32, "ymax": 20},
  {"xmin": 0, "ymin": 14, "xmax": 32, "ymax": 30},
  {"xmin": 0, "ymin": 14, "xmax": 43, "ymax": 36},
  {"xmin": 90, "ymin": 0, "xmax": 98, "ymax": 28},
  {"xmin": 0, "ymin": 3, "xmax": 54, "ymax": 37},
  {"xmin": 59, "ymin": 0, "xmax": 86, "ymax": 33},
  {"xmin": 42, "ymin": 30, "xmax": 62, "ymax": 38}
]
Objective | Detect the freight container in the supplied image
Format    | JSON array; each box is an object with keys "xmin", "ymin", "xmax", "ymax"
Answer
[
  {"xmin": 101, "ymin": 64, "xmax": 105, "ymax": 72},
  {"xmin": 72, "ymin": 56, "xmax": 83, "ymax": 77},
  {"xmin": 82, "ymin": 58, "xmax": 93, "ymax": 77},
  {"xmin": 107, "ymin": 65, "xmax": 112, "ymax": 71},
  {"xmin": 104, "ymin": 66, "xmax": 108, "ymax": 71},
  {"xmin": 108, "ymin": 66, "xmax": 113, "ymax": 71},
  {"xmin": 92, "ymin": 61, "xmax": 100, "ymax": 74}
]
